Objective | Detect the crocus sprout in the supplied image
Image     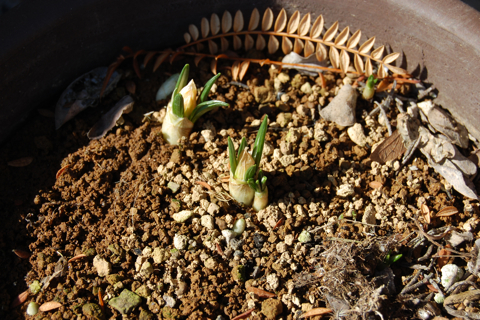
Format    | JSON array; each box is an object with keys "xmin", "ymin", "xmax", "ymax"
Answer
[
  {"xmin": 228, "ymin": 116, "xmax": 268, "ymax": 208},
  {"xmin": 248, "ymin": 169, "xmax": 268, "ymax": 212},
  {"xmin": 161, "ymin": 64, "xmax": 228, "ymax": 145},
  {"xmin": 362, "ymin": 74, "xmax": 378, "ymax": 100}
]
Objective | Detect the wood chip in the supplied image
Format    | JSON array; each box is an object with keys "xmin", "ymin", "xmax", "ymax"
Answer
[
  {"xmin": 39, "ymin": 301, "xmax": 62, "ymax": 312},
  {"xmin": 370, "ymin": 130, "xmax": 406, "ymax": 164},
  {"xmin": 7, "ymin": 157, "xmax": 33, "ymax": 167},
  {"xmin": 246, "ymin": 286, "xmax": 276, "ymax": 298},
  {"xmin": 436, "ymin": 206, "xmax": 459, "ymax": 217},
  {"xmin": 299, "ymin": 307, "xmax": 333, "ymax": 318}
]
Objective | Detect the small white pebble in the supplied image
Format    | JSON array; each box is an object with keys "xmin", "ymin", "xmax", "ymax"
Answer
[{"xmin": 173, "ymin": 234, "xmax": 189, "ymax": 250}]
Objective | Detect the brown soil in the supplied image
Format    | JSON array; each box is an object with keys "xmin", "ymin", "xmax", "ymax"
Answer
[{"xmin": 1, "ymin": 58, "xmax": 479, "ymax": 319}]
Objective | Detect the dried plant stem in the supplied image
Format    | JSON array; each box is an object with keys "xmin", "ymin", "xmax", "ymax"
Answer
[{"xmin": 400, "ymin": 273, "xmax": 433, "ymax": 295}]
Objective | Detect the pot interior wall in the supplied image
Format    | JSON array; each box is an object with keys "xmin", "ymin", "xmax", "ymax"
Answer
[{"xmin": 0, "ymin": 0, "xmax": 479, "ymax": 143}]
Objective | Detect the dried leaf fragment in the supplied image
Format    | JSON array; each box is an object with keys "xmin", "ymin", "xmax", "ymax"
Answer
[
  {"xmin": 436, "ymin": 206, "xmax": 459, "ymax": 217},
  {"xmin": 56, "ymin": 164, "xmax": 70, "ymax": 180},
  {"xmin": 68, "ymin": 254, "xmax": 87, "ymax": 263},
  {"xmin": 370, "ymin": 130, "xmax": 406, "ymax": 164},
  {"xmin": 421, "ymin": 203, "xmax": 431, "ymax": 224},
  {"xmin": 11, "ymin": 289, "xmax": 29, "ymax": 307},
  {"xmin": 246, "ymin": 286, "xmax": 276, "ymax": 298},
  {"xmin": 12, "ymin": 249, "xmax": 31, "ymax": 259},
  {"xmin": 39, "ymin": 301, "xmax": 62, "ymax": 312},
  {"xmin": 231, "ymin": 308, "xmax": 255, "ymax": 320},
  {"xmin": 299, "ymin": 307, "xmax": 333, "ymax": 318},
  {"xmin": 8, "ymin": 157, "xmax": 33, "ymax": 167}
]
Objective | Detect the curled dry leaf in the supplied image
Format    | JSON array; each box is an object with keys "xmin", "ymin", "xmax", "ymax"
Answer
[
  {"xmin": 298, "ymin": 13, "xmax": 311, "ymax": 36},
  {"xmin": 11, "ymin": 289, "xmax": 29, "ymax": 307},
  {"xmin": 39, "ymin": 301, "xmax": 62, "ymax": 312},
  {"xmin": 436, "ymin": 206, "xmax": 459, "ymax": 217},
  {"xmin": 88, "ymin": 96, "xmax": 135, "ymax": 140},
  {"xmin": 222, "ymin": 11, "xmax": 232, "ymax": 33},
  {"xmin": 189, "ymin": 24, "xmax": 199, "ymax": 41},
  {"xmin": 262, "ymin": 8, "xmax": 274, "ymax": 31},
  {"xmin": 12, "ymin": 249, "xmax": 31, "ymax": 259},
  {"xmin": 233, "ymin": 10, "xmax": 244, "ymax": 32},
  {"xmin": 245, "ymin": 34, "xmax": 254, "ymax": 51},
  {"xmin": 246, "ymin": 286, "xmax": 276, "ymax": 298},
  {"xmin": 201, "ymin": 17, "xmax": 210, "ymax": 38},
  {"xmin": 299, "ymin": 307, "xmax": 333, "ymax": 318},
  {"xmin": 287, "ymin": 10, "xmax": 300, "ymax": 34},
  {"xmin": 347, "ymin": 29, "xmax": 361, "ymax": 48},
  {"xmin": 256, "ymin": 34, "xmax": 266, "ymax": 51},
  {"xmin": 8, "ymin": 157, "xmax": 33, "ymax": 167},
  {"xmin": 310, "ymin": 15, "xmax": 324, "ymax": 38},
  {"xmin": 274, "ymin": 8, "xmax": 287, "ymax": 32},
  {"xmin": 248, "ymin": 8, "xmax": 260, "ymax": 31}
]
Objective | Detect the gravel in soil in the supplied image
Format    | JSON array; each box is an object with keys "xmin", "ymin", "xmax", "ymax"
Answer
[{"xmin": 1, "ymin": 58, "xmax": 480, "ymax": 319}]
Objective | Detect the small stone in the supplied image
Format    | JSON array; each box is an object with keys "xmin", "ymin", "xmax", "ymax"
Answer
[
  {"xmin": 172, "ymin": 210, "xmax": 192, "ymax": 223},
  {"xmin": 267, "ymin": 273, "xmax": 280, "ymax": 290},
  {"xmin": 204, "ymin": 257, "xmax": 217, "ymax": 269},
  {"xmin": 82, "ymin": 303, "xmax": 103, "ymax": 320},
  {"xmin": 320, "ymin": 84, "xmax": 357, "ymax": 126},
  {"xmin": 276, "ymin": 242, "xmax": 288, "ymax": 253},
  {"xmin": 280, "ymin": 94, "xmax": 290, "ymax": 102},
  {"xmin": 347, "ymin": 123, "xmax": 367, "ymax": 147},
  {"xmin": 106, "ymin": 274, "xmax": 123, "ymax": 285},
  {"xmin": 201, "ymin": 215, "xmax": 215, "ymax": 230},
  {"xmin": 108, "ymin": 289, "xmax": 142, "ymax": 315},
  {"xmin": 253, "ymin": 233, "xmax": 265, "ymax": 248},
  {"xmin": 300, "ymin": 82, "xmax": 313, "ymax": 94},
  {"xmin": 230, "ymin": 238, "xmax": 244, "ymax": 250},
  {"xmin": 261, "ymin": 298, "xmax": 283, "ymax": 319},
  {"xmin": 201, "ymin": 129, "xmax": 215, "ymax": 142},
  {"xmin": 337, "ymin": 184, "xmax": 355, "ymax": 197},
  {"xmin": 167, "ymin": 182, "xmax": 180, "ymax": 193},
  {"xmin": 135, "ymin": 284, "xmax": 151, "ymax": 298},
  {"xmin": 441, "ymin": 264, "xmax": 464, "ymax": 288},
  {"xmin": 284, "ymin": 235, "xmax": 294, "ymax": 246},
  {"xmin": 93, "ymin": 255, "xmax": 111, "ymax": 277},
  {"xmin": 277, "ymin": 73, "xmax": 290, "ymax": 83},
  {"xmin": 152, "ymin": 248, "xmax": 170, "ymax": 264},
  {"xmin": 26, "ymin": 301, "xmax": 39, "ymax": 316},
  {"xmin": 139, "ymin": 309, "xmax": 154, "ymax": 320},
  {"xmin": 296, "ymin": 104, "xmax": 311, "ymax": 117},
  {"xmin": 298, "ymin": 230, "xmax": 312, "ymax": 243},
  {"xmin": 140, "ymin": 261, "xmax": 153, "ymax": 278},
  {"xmin": 207, "ymin": 202, "xmax": 220, "ymax": 215},
  {"xmin": 232, "ymin": 265, "xmax": 246, "ymax": 282},
  {"xmin": 233, "ymin": 250, "xmax": 243, "ymax": 257},
  {"xmin": 277, "ymin": 113, "xmax": 292, "ymax": 127},
  {"xmin": 163, "ymin": 294, "xmax": 176, "ymax": 308},
  {"xmin": 173, "ymin": 234, "xmax": 188, "ymax": 250},
  {"xmin": 222, "ymin": 229, "xmax": 236, "ymax": 244},
  {"xmin": 232, "ymin": 218, "xmax": 246, "ymax": 234}
]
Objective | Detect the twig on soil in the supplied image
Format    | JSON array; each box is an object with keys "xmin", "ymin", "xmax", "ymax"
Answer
[
  {"xmin": 418, "ymin": 244, "xmax": 434, "ymax": 261},
  {"xmin": 447, "ymin": 279, "xmax": 479, "ymax": 294},
  {"xmin": 373, "ymin": 101, "xmax": 393, "ymax": 137},
  {"xmin": 400, "ymin": 273, "xmax": 434, "ymax": 295}
]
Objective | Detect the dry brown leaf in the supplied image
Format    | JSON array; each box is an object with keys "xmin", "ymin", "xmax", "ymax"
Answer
[
  {"xmin": 335, "ymin": 26, "xmax": 350, "ymax": 45},
  {"xmin": 421, "ymin": 203, "xmax": 431, "ymax": 224},
  {"xmin": 222, "ymin": 11, "xmax": 232, "ymax": 33},
  {"xmin": 8, "ymin": 157, "xmax": 33, "ymax": 167},
  {"xmin": 377, "ymin": 64, "xmax": 388, "ymax": 78},
  {"xmin": 233, "ymin": 10, "xmax": 244, "ymax": 32},
  {"xmin": 183, "ymin": 32, "xmax": 191, "ymax": 44},
  {"xmin": 436, "ymin": 206, "xmax": 459, "ymax": 217},
  {"xmin": 329, "ymin": 46, "xmax": 340, "ymax": 69},
  {"xmin": 298, "ymin": 12, "xmax": 311, "ymax": 36},
  {"xmin": 282, "ymin": 36, "xmax": 293, "ymax": 55},
  {"xmin": 347, "ymin": 29, "xmax": 361, "ymax": 48},
  {"xmin": 11, "ymin": 289, "xmax": 29, "ymax": 307},
  {"xmin": 437, "ymin": 245, "xmax": 452, "ymax": 269},
  {"xmin": 299, "ymin": 307, "xmax": 333, "ymax": 318},
  {"xmin": 354, "ymin": 54, "xmax": 364, "ymax": 73},
  {"xmin": 323, "ymin": 21, "xmax": 339, "ymax": 42},
  {"xmin": 246, "ymin": 286, "xmax": 276, "ymax": 298},
  {"xmin": 370, "ymin": 130, "xmax": 406, "ymax": 164},
  {"xmin": 358, "ymin": 36, "xmax": 376, "ymax": 54},
  {"xmin": 201, "ymin": 17, "xmax": 209, "ymax": 38},
  {"xmin": 287, "ymin": 10, "xmax": 300, "ymax": 34},
  {"xmin": 210, "ymin": 59, "xmax": 218, "ymax": 75},
  {"xmin": 385, "ymin": 64, "xmax": 408, "ymax": 75},
  {"xmin": 256, "ymin": 34, "xmax": 266, "ymax": 51},
  {"xmin": 220, "ymin": 37, "xmax": 229, "ymax": 52},
  {"xmin": 262, "ymin": 8, "xmax": 274, "ymax": 31},
  {"xmin": 153, "ymin": 51, "xmax": 170, "ymax": 72},
  {"xmin": 293, "ymin": 38, "xmax": 304, "ymax": 54},
  {"xmin": 339, "ymin": 49, "xmax": 350, "ymax": 73},
  {"xmin": 268, "ymin": 35, "xmax": 279, "ymax": 54},
  {"xmin": 244, "ymin": 34, "xmax": 254, "ymax": 51},
  {"xmin": 371, "ymin": 45, "xmax": 385, "ymax": 60},
  {"xmin": 310, "ymin": 14, "xmax": 324, "ymax": 38},
  {"xmin": 12, "ymin": 249, "xmax": 31, "ymax": 259},
  {"xmin": 365, "ymin": 58, "xmax": 373, "ymax": 76},
  {"xmin": 369, "ymin": 181, "xmax": 383, "ymax": 189},
  {"xmin": 239, "ymin": 61, "xmax": 250, "ymax": 81},
  {"xmin": 208, "ymin": 40, "xmax": 218, "ymax": 54},
  {"xmin": 188, "ymin": 24, "xmax": 199, "ymax": 41},
  {"xmin": 274, "ymin": 8, "xmax": 287, "ymax": 32},
  {"xmin": 210, "ymin": 13, "xmax": 220, "ymax": 35},
  {"xmin": 304, "ymin": 40, "xmax": 315, "ymax": 57},
  {"xmin": 231, "ymin": 61, "xmax": 240, "ymax": 81},
  {"xmin": 39, "ymin": 301, "xmax": 62, "ymax": 312},
  {"xmin": 382, "ymin": 52, "xmax": 400, "ymax": 64},
  {"xmin": 233, "ymin": 35, "xmax": 242, "ymax": 51},
  {"xmin": 316, "ymin": 43, "xmax": 328, "ymax": 61},
  {"xmin": 248, "ymin": 8, "xmax": 260, "ymax": 31}
]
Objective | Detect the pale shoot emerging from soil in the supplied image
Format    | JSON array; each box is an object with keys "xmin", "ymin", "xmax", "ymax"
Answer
[
  {"xmin": 228, "ymin": 116, "xmax": 268, "ymax": 207},
  {"xmin": 161, "ymin": 64, "xmax": 228, "ymax": 145},
  {"xmin": 362, "ymin": 75, "xmax": 378, "ymax": 100}
]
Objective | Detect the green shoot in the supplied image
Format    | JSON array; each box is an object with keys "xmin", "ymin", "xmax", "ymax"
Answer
[
  {"xmin": 199, "ymin": 73, "xmax": 221, "ymax": 104},
  {"xmin": 237, "ymin": 137, "xmax": 247, "ymax": 161},
  {"xmin": 188, "ymin": 100, "xmax": 228, "ymax": 123},
  {"xmin": 171, "ymin": 93, "xmax": 184, "ymax": 118},
  {"xmin": 252, "ymin": 116, "xmax": 268, "ymax": 168},
  {"xmin": 362, "ymin": 75, "xmax": 378, "ymax": 100},
  {"xmin": 172, "ymin": 64, "xmax": 190, "ymax": 99},
  {"xmin": 247, "ymin": 170, "xmax": 267, "ymax": 193},
  {"xmin": 228, "ymin": 137, "xmax": 237, "ymax": 174}
]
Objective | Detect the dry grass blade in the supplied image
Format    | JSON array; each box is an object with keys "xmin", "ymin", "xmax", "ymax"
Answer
[
  {"xmin": 335, "ymin": 26, "xmax": 350, "ymax": 45},
  {"xmin": 201, "ymin": 17, "xmax": 210, "ymax": 38},
  {"xmin": 354, "ymin": 54, "xmax": 364, "ymax": 73},
  {"xmin": 221, "ymin": 38, "xmax": 229, "ymax": 52},
  {"xmin": 299, "ymin": 307, "xmax": 333, "ymax": 318},
  {"xmin": 358, "ymin": 36, "xmax": 376, "ymax": 54},
  {"xmin": 347, "ymin": 29, "xmax": 361, "ymax": 48},
  {"xmin": 282, "ymin": 36, "xmax": 293, "ymax": 55},
  {"xmin": 298, "ymin": 13, "xmax": 311, "ymax": 36},
  {"xmin": 245, "ymin": 34, "xmax": 254, "ymax": 51},
  {"xmin": 287, "ymin": 10, "xmax": 300, "ymax": 34},
  {"xmin": 210, "ymin": 13, "xmax": 220, "ymax": 35},
  {"xmin": 323, "ymin": 21, "xmax": 339, "ymax": 42},
  {"xmin": 208, "ymin": 40, "xmax": 218, "ymax": 54},
  {"xmin": 262, "ymin": 8, "xmax": 274, "ymax": 31},
  {"xmin": 436, "ymin": 206, "xmax": 459, "ymax": 217},
  {"xmin": 421, "ymin": 203, "xmax": 431, "ymax": 224},
  {"xmin": 256, "ymin": 34, "xmax": 266, "ymax": 51},
  {"xmin": 8, "ymin": 157, "xmax": 33, "ymax": 167},
  {"xmin": 246, "ymin": 286, "xmax": 276, "ymax": 298},
  {"xmin": 153, "ymin": 52, "xmax": 170, "ymax": 72},
  {"xmin": 304, "ymin": 40, "xmax": 315, "ymax": 57},
  {"xmin": 371, "ymin": 45, "xmax": 385, "ymax": 60},
  {"xmin": 268, "ymin": 35, "xmax": 279, "ymax": 54},
  {"xmin": 233, "ymin": 10, "xmax": 244, "ymax": 32},
  {"xmin": 248, "ymin": 8, "xmax": 260, "ymax": 31},
  {"xmin": 239, "ymin": 61, "xmax": 250, "ymax": 80},
  {"xmin": 294, "ymin": 38, "xmax": 304, "ymax": 54},
  {"xmin": 383, "ymin": 52, "xmax": 400, "ymax": 64},
  {"xmin": 233, "ymin": 35, "xmax": 242, "ymax": 51},
  {"xmin": 329, "ymin": 46, "xmax": 340, "ymax": 68},
  {"xmin": 189, "ymin": 24, "xmax": 199, "ymax": 41},
  {"xmin": 274, "ymin": 8, "xmax": 287, "ymax": 32},
  {"xmin": 316, "ymin": 43, "xmax": 328, "ymax": 61},
  {"xmin": 39, "ymin": 301, "xmax": 62, "ymax": 312},
  {"xmin": 310, "ymin": 14, "xmax": 324, "ymax": 38},
  {"xmin": 11, "ymin": 290, "xmax": 29, "ymax": 307},
  {"xmin": 222, "ymin": 11, "xmax": 232, "ymax": 33},
  {"xmin": 370, "ymin": 130, "xmax": 406, "ymax": 164},
  {"xmin": 13, "ymin": 249, "xmax": 31, "ymax": 259},
  {"xmin": 365, "ymin": 58, "xmax": 373, "ymax": 76},
  {"xmin": 339, "ymin": 49, "xmax": 350, "ymax": 73}
]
